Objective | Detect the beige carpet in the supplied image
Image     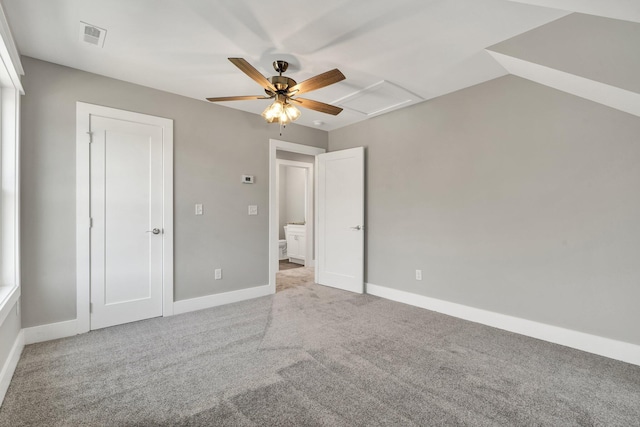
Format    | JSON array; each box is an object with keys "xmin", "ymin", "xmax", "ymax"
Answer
[
  {"xmin": 2, "ymin": 281, "xmax": 639, "ymax": 426},
  {"xmin": 276, "ymin": 266, "xmax": 314, "ymax": 292}
]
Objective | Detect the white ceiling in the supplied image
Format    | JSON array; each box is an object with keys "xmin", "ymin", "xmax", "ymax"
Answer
[{"xmin": 3, "ymin": 0, "xmax": 634, "ymax": 130}]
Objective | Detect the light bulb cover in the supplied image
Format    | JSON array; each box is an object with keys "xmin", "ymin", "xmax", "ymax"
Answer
[
  {"xmin": 261, "ymin": 100, "xmax": 284, "ymax": 122},
  {"xmin": 283, "ymin": 103, "xmax": 301, "ymax": 122},
  {"xmin": 262, "ymin": 97, "xmax": 301, "ymax": 125}
]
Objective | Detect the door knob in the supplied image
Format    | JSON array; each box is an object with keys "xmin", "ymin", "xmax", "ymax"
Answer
[
  {"xmin": 350, "ymin": 225, "xmax": 363, "ymax": 230},
  {"xmin": 147, "ymin": 228, "xmax": 161, "ymax": 235}
]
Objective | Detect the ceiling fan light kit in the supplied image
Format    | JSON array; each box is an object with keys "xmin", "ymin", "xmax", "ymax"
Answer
[
  {"xmin": 261, "ymin": 94, "xmax": 301, "ymax": 125},
  {"xmin": 206, "ymin": 58, "xmax": 345, "ymax": 129}
]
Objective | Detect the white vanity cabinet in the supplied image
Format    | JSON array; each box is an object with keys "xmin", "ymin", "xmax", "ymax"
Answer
[{"xmin": 285, "ymin": 224, "xmax": 306, "ymax": 265}]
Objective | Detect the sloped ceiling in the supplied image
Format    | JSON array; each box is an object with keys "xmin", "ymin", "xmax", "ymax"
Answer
[
  {"xmin": 488, "ymin": 12, "xmax": 640, "ymax": 118},
  {"xmin": 505, "ymin": 0, "xmax": 640, "ymax": 23},
  {"xmin": 3, "ymin": 0, "xmax": 639, "ymax": 130}
]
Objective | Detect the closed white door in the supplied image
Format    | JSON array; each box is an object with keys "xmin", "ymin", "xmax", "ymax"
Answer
[
  {"xmin": 317, "ymin": 147, "xmax": 365, "ymax": 293},
  {"xmin": 90, "ymin": 116, "xmax": 164, "ymax": 330}
]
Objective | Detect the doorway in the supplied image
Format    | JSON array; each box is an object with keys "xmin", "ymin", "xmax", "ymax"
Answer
[
  {"xmin": 76, "ymin": 103, "xmax": 174, "ymax": 333},
  {"xmin": 269, "ymin": 140, "xmax": 365, "ymax": 295},
  {"xmin": 276, "ymin": 158, "xmax": 313, "ymax": 291},
  {"xmin": 269, "ymin": 140, "xmax": 325, "ymax": 293}
]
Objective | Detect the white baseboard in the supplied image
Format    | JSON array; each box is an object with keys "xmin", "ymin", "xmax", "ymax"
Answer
[
  {"xmin": 20, "ymin": 285, "xmax": 275, "ymax": 344},
  {"xmin": 23, "ymin": 319, "xmax": 79, "ymax": 345},
  {"xmin": 0, "ymin": 330, "xmax": 24, "ymax": 406},
  {"xmin": 173, "ymin": 284, "xmax": 273, "ymax": 315},
  {"xmin": 366, "ymin": 283, "xmax": 640, "ymax": 367}
]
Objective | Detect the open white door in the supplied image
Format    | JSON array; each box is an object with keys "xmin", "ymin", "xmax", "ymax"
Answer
[{"xmin": 317, "ymin": 147, "xmax": 365, "ymax": 293}]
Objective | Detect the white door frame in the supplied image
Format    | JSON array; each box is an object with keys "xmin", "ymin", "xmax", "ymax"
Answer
[
  {"xmin": 76, "ymin": 102, "xmax": 174, "ymax": 334},
  {"xmin": 269, "ymin": 139, "xmax": 325, "ymax": 292},
  {"xmin": 276, "ymin": 159, "xmax": 314, "ymax": 266}
]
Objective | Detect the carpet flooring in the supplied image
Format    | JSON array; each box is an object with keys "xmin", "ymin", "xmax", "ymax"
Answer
[
  {"xmin": 276, "ymin": 266, "xmax": 314, "ymax": 292},
  {"xmin": 1, "ymin": 282, "xmax": 639, "ymax": 426}
]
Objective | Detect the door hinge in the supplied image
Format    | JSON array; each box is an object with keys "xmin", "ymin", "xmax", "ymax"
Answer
[
  {"xmin": 87, "ymin": 131, "xmax": 93, "ymax": 144},
  {"xmin": 89, "ymin": 217, "xmax": 93, "ymax": 228},
  {"xmin": 90, "ymin": 302, "xmax": 93, "ymax": 313}
]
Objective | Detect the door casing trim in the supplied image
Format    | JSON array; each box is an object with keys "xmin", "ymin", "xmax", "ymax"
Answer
[{"xmin": 76, "ymin": 102, "xmax": 174, "ymax": 334}]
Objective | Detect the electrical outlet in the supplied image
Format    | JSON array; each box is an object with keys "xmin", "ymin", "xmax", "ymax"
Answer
[
  {"xmin": 215, "ymin": 268, "xmax": 222, "ymax": 280},
  {"xmin": 415, "ymin": 269, "xmax": 422, "ymax": 280},
  {"xmin": 195, "ymin": 204, "xmax": 203, "ymax": 215},
  {"xmin": 248, "ymin": 205, "xmax": 258, "ymax": 215}
]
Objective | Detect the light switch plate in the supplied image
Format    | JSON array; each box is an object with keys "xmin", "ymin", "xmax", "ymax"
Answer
[
  {"xmin": 248, "ymin": 205, "xmax": 258, "ymax": 215},
  {"xmin": 195, "ymin": 204, "xmax": 203, "ymax": 215}
]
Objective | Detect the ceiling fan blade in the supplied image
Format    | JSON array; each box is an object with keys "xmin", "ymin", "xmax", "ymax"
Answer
[
  {"xmin": 293, "ymin": 98, "xmax": 343, "ymax": 115},
  {"xmin": 288, "ymin": 69, "xmax": 345, "ymax": 95},
  {"xmin": 228, "ymin": 58, "xmax": 276, "ymax": 92},
  {"xmin": 206, "ymin": 95, "xmax": 272, "ymax": 102}
]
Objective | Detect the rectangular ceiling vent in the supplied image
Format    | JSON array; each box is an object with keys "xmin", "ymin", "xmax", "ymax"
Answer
[
  {"xmin": 333, "ymin": 80, "xmax": 423, "ymax": 117},
  {"xmin": 79, "ymin": 21, "xmax": 107, "ymax": 47}
]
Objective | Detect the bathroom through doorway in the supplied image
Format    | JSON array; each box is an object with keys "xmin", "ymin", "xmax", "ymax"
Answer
[
  {"xmin": 276, "ymin": 155, "xmax": 313, "ymax": 292},
  {"xmin": 269, "ymin": 139, "xmax": 325, "ymax": 294}
]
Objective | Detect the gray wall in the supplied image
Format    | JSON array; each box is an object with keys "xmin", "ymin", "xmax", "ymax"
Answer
[
  {"xmin": 277, "ymin": 164, "xmax": 307, "ymax": 240},
  {"xmin": 276, "ymin": 151, "xmax": 316, "ymax": 163},
  {"xmin": 285, "ymin": 167, "xmax": 306, "ymax": 224},
  {"xmin": 20, "ymin": 57, "xmax": 327, "ymax": 328},
  {"xmin": 0, "ymin": 301, "xmax": 20, "ymax": 373},
  {"xmin": 329, "ymin": 75, "xmax": 640, "ymax": 345}
]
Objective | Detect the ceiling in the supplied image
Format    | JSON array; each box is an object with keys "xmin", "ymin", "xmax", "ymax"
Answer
[{"xmin": 3, "ymin": 0, "xmax": 637, "ymax": 130}]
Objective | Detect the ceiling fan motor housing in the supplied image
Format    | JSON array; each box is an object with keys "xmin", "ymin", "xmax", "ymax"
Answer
[{"xmin": 266, "ymin": 75, "xmax": 297, "ymax": 95}]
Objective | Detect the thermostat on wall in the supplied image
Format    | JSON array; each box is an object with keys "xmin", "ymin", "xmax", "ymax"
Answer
[{"xmin": 242, "ymin": 175, "xmax": 254, "ymax": 184}]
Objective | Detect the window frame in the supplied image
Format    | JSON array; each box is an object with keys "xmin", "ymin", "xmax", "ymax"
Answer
[{"xmin": 0, "ymin": 4, "xmax": 24, "ymax": 325}]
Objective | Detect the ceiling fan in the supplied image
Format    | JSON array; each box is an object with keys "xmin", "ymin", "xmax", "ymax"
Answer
[{"xmin": 206, "ymin": 58, "xmax": 345, "ymax": 126}]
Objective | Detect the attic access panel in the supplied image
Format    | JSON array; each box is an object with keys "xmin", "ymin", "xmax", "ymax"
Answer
[{"xmin": 334, "ymin": 80, "xmax": 423, "ymax": 117}]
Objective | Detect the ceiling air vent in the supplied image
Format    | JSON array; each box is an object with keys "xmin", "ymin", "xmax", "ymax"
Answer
[{"xmin": 79, "ymin": 22, "xmax": 107, "ymax": 47}]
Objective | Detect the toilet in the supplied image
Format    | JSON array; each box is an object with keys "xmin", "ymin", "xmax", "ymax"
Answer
[{"xmin": 278, "ymin": 239, "xmax": 287, "ymax": 260}]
